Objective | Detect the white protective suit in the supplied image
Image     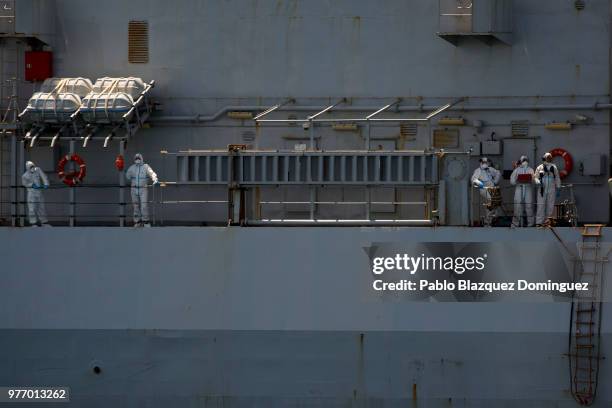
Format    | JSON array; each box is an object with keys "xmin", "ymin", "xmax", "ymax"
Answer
[
  {"xmin": 21, "ymin": 161, "xmax": 50, "ymax": 225},
  {"xmin": 125, "ymin": 154, "xmax": 158, "ymax": 225},
  {"xmin": 471, "ymin": 164, "xmax": 501, "ymax": 226},
  {"xmin": 534, "ymin": 161, "xmax": 561, "ymax": 225},
  {"xmin": 510, "ymin": 162, "xmax": 535, "ymax": 227}
]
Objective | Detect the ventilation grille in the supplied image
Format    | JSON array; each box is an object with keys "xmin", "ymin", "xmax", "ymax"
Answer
[
  {"xmin": 433, "ymin": 129, "xmax": 459, "ymax": 148},
  {"xmin": 128, "ymin": 21, "xmax": 149, "ymax": 63},
  {"xmin": 511, "ymin": 121, "xmax": 529, "ymax": 137},
  {"xmin": 400, "ymin": 123, "xmax": 417, "ymax": 139}
]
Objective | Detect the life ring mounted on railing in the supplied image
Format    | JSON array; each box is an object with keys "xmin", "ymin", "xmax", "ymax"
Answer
[
  {"xmin": 549, "ymin": 148, "xmax": 573, "ymax": 179},
  {"xmin": 57, "ymin": 154, "xmax": 87, "ymax": 186}
]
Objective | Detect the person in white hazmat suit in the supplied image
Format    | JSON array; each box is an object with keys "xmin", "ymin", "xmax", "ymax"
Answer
[
  {"xmin": 471, "ymin": 157, "xmax": 501, "ymax": 226},
  {"xmin": 534, "ymin": 152, "xmax": 561, "ymax": 226},
  {"xmin": 510, "ymin": 155, "xmax": 534, "ymax": 227},
  {"xmin": 125, "ymin": 153, "xmax": 158, "ymax": 227},
  {"xmin": 21, "ymin": 161, "xmax": 50, "ymax": 227}
]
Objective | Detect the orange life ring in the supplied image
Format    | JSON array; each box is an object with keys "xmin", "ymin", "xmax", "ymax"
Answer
[
  {"xmin": 549, "ymin": 148, "xmax": 573, "ymax": 179},
  {"xmin": 57, "ymin": 154, "xmax": 86, "ymax": 186}
]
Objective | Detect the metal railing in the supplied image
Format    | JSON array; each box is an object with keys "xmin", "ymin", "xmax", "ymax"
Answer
[
  {"xmin": 470, "ymin": 184, "xmax": 577, "ymax": 227},
  {"xmin": 1, "ymin": 182, "xmax": 579, "ymax": 227},
  {"xmin": 1, "ymin": 184, "xmax": 158, "ymax": 227},
  {"xmin": 0, "ymin": 183, "xmax": 439, "ymax": 227}
]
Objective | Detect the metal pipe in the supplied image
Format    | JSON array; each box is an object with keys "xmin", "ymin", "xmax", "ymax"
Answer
[
  {"xmin": 50, "ymin": 127, "xmax": 66, "ymax": 148},
  {"xmin": 17, "ymin": 107, "xmax": 29, "ymax": 120},
  {"xmin": 256, "ymin": 118, "xmax": 310, "ymax": 123},
  {"xmin": 366, "ymin": 98, "xmax": 402, "ymax": 119},
  {"xmin": 69, "ymin": 140, "xmax": 75, "ymax": 227},
  {"xmin": 307, "ymin": 98, "xmax": 346, "ymax": 120},
  {"xmin": 246, "ymin": 219, "xmax": 434, "ymax": 226},
  {"xmin": 253, "ymin": 98, "xmax": 295, "ymax": 121},
  {"xmin": 166, "ymin": 149, "xmax": 436, "ymax": 155},
  {"xmin": 82, "ymin": 132, "xmax": 93, "ymax": 148},
  {"xmin": 314, "ymin": 117, "xmax": 428, "ymax": 123},
  {"xmin": 122, "ymin": 81, "xmax": 155, "ymax": 121},
  {"xmin": 253, "ymin": 105, "xmax": 280, "ymax": 121},
  {"xmin": 309, "ymin": 187, "xmax": 315, "ymax": 219},
  {"xmin": 309, "ymin": 119, "xmax": 315, "ymax": 150},
  {"xmin": 69, "ymin": 107, "xmax": 81, "ymax": 120},
  {"xmin": 10, "ymin": 133, "xmax": 16, "ymax": 226},
  {"xmin": 32, "ymin": 135, "xmax": 128, "ymax": 142},
  {"xmin": 150, "ymin": 102, "xmax": 612, "ymax": 124},
  {"xmin": 161, "ymin": 200, "xmax": 228, "ymax": 204},
  {"xmin": 426, "ymin": 97, "xmax": 465, "ymax": 119},
  {"xmin": 18, "ymin": 139, "xmax": 24, "ymax": 226},
  {"xmin": 426, "ymin": 103, "xmax": 451, "ymax": 120},
  {"xmin": 305, "ymin": 99, "xmax": 347, "ymax": 150},
  {"xmin": 119, "ymin": 140, "xmax": 125, "ymax": 227},
  {"xmin": 365, "ymin": 188, "xmax": 371, "ymax": 220},
  {"xmin": 103, "ymin": 132, "xmax": 114, "ymax": 148},
  {"xmin": 25, "ymin": 126, "xmax": 39, "ymax": 139},
  {"xmin": 259, "ymin": 201, "xmax": 427, "ymax": 205},
  {"xmin": 29, "ymin": 133, "xmax": 39, "ymax": 147}
]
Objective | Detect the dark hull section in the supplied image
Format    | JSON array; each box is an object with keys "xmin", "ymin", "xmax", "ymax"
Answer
[
  {"xmin": 1, "ymin": 329, "xmax": 609, "ymax": 407},
  {"xmin": 0, "ymin": 227, "xmax": 611, "ymax": 406}
]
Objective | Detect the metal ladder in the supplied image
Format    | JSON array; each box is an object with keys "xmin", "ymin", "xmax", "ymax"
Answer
[{"xmin": 569, "ymin": 224, "xmax": 606, "ymax": 406}]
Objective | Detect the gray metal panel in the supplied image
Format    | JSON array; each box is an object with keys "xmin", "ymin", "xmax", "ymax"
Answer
[
  {"xmin": 15, "ymin": 0, "xmax": 55, "ymax": 44},
  {"xmin": 0, "ymin": 0, "xmax": 609, "ymax": 224},
  {"xmin": 442, "ymin": 154, "xmax": 470, "ymax": 225},
  {"xmin": 0, "ymin": 0, "xmax": 14, "ymax": 33},
  {"xmin": 482, "ymin": 140, "xmax": 503, "ymax": 156},
  {"xmin": 503, "ymin": 138, "xmax": 535, "ymax": 172},
  {"xmin": 1, "ymin": 225, "xmax": 609, "ymax": 332},
  {"xmin": 2, "ymin": 329, "xmax": 611, "ymax": 407},
  {"xmin": 439, "ymin": 0, "xmax": 473, "ymax": 33},
  {"xmin": 51, "ymin": 0, "xmax": 608, "ymax": 97},
  {"xmin": 583, "ymin": 153, "xmax": 605, "ymax": 176},
  {"xmin": 472, "ymin": 0, "xmax": 512, "ymax": 33},
  {"xmin": 175, "ymin": 152, "xmax": 439, "ymax": 186}
]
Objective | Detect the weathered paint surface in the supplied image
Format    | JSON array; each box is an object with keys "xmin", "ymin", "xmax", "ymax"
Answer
[
  {"xmin": 1, "ymin": 0, "xmax": 610, "ymax": 223},
  {"xmin": 0, "ymin": 227, "xmax": 611, "ymax": 406},
  {"xmin": 0, "ymin": 0, "xmax": 611, "ymax": 405}
]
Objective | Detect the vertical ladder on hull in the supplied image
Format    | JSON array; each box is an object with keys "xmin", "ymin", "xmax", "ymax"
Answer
[{"xmin": 569, "ymin": 224, "xmax": 606, "ymax": 406}]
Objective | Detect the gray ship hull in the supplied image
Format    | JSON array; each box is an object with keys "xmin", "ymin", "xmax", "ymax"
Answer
[{"xmin": 1, "ymin": 227, "xmax": 611, "ymax": 407}]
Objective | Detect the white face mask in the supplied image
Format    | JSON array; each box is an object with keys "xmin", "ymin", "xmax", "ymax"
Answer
[
  {"xmin": 29, "ymin": 167, "xmax": 35, "ymax": 173},
  {"xmin": 520, "ymin": 162, "xmax": 528, "ymax": 168},
  {"xmin": 480, "ymin": 163, "xmax": 488, "ymax": 169},
  {"xmin": 135, "ymin": 159, "xmax": 142, "ymax": 164}
]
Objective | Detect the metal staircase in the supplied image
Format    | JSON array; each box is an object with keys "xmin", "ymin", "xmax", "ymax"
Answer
[{"xmin": 569, "ymin": 224, "xmax": 606, "ymax": 406}]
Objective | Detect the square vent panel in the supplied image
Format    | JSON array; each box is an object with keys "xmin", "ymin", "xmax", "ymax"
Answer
[
  {"xmin": 511, "ymin": 120, "xmax": 529, "ymax": 137},
  {"xmin": 128, "ymin": 20, "xmax": 149, "ymax": 63},
  {"xmin": 433, "ymin": 129, "xmax": 459, "ymax": 148},
  {"xmin": 438, "ymin": 0, "xmax": 512, "ymax": 45}
]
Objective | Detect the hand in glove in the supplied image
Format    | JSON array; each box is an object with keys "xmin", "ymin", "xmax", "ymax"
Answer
[
  {"xmin": 473, "ymin": 180, "xmax": 484, "ymax": 189},
  {"xmin": 32, "ymin": 184, "xmax": 40, "ymax": 189},
  {"xmin": 152, "ymin": 179, "xmax": 159, "ymax": 185}
]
